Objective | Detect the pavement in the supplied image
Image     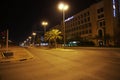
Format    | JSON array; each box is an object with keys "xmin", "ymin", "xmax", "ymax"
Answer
[
  {"xmin": 1, "ymin": 46, "xmax": 120, "ymax": 63},
  {"xmin": 0, "ymin": 46, "xmax": 34, "ymax": 63}
]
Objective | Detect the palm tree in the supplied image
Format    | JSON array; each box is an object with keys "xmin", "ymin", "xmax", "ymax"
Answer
[
  {"xmin": 44, "ymin": 31, "xmax": 52, "ymax": 47},
  {"xmin": 44, "ymin": 29, "xmax": 62, "ymax": 48}
]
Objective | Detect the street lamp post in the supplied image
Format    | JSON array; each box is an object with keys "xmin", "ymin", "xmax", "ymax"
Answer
[
  {"xmin": 42, "ymin": 21, "xmax": 48, "ymax": 43},
  {"xmin": 6, "ymin": 29, "xmax": 9, "ymax": 51},
  {"xmin": 42, "ymin": 21, "xmax": 48, "ymax": 35},
  {"xmin": 58, "ymin": 2, "xmax": 69, "ymax": 47},
  {"xmin": 32, "ymin": 32, "xmax": 36, "ymax": 46},
  {"xmin": 28, "ymin": 36, "xmax": 32, "ymax": 46}
]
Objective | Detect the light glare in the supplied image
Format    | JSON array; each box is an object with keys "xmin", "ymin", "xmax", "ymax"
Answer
[{"xmin": 58, "ymin": 3, "xmax": 69, "ymax": 11}]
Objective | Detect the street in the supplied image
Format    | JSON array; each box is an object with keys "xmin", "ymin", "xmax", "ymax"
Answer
[{"xmin": 0, "ymin": 47, "xmax": 120, "ymax": 80}]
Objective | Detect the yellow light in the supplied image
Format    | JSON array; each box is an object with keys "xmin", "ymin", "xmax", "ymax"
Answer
[
  {"xmin": 42, "ymin": 21, "xmax": 48, "ymax": 26},
  {"xmin": 32, "ymin": 32, "xmax": 36, "ymax": 36},
  {"xmin": 29, "ymin": 36, "xmax": 32, "ymax": 39},
  {"xmin": 64, "ymin": 5, "xmax": 69, "ymax": 10},
  {"xmin": 58, "ymin": 3, "xmax": 64, "ymax": 10},
  {"xmin": 58, "ymin": 3, "xmax": 69, "ymax": 11}
]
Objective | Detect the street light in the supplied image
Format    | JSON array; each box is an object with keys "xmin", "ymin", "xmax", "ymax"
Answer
[
  {"xmin": 32, "ymin": 32, "xmax": 36, "ymax": 46},
  {"xmin": 42, "ymin": 21, "xmax": 48, "ymax": 34},
  {"xmin": 6, "ymin": 29, "xmax": 9, "ymax": 51},
  {"xmin": 58, "ymin": 2, "xmax": 69, "ymax": 47},
  {"xmin": 28, "ymin": 36, "xmax": 32, "ymax": 40},
  {"xmin": 28, "ymin": 36, "xmax": 32, "ymax": 46}
]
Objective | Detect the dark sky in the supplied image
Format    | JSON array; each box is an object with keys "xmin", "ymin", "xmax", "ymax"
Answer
[{"xmin": 0, "ymin": 0, "xmax": 98, "ymax": 43}]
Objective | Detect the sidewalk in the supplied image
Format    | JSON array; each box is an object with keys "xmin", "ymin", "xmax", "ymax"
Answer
[{"xmin": 0, "ymin": 47, "xmax": 34, "ymax": 63}]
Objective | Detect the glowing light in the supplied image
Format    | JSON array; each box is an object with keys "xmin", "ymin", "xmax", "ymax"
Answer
[
  {"xmin": 32, "ymin": 32, "xmax": 36, "ymax": 36},
  {"xmin": 42, "ymin": 21, "xmax": 48, "ymax": 26},
  {"xmin": 113, "ymin": 0, "xmax": 116, "ymax": 17},
  {"xmin": 65, "ymin": 16, "xmax": 74, "ymax": 22},
  {"xmin": 119, "ymin": 0, "xmax": 120, "ymax": 12},
  {"xmin": 58, "ymin": 3, "xmax": 69, "ymax": 11},
  {"xmin": 73, "ymin": 41, "xmax": 77, "ymax": 43}
]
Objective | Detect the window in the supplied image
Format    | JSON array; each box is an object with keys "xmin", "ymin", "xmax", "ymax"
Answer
[
  {"xmin": 97, "ymin": 7, "xmax": 104, "ymax": 14},
  {"xmin": 100, "ymin": 22, "xmax": 102, "ymax": 27},
  {"xmin": 100, "ymin": 8, "xmax": 104, "ymax": 12},
  {"xmin": 81, "ymin": 14, "xmax": 83, "ymax": 18},
  {"xmin": 81, "ymin": 20, "xmax": 83, "ymax": 24},
  {"xmin": 84, "ymin": 18, "xmax": 87, "ymax": 22},
  {"xmin": 103, "ymin": 21, "xmax": 105, "ymax": 26},
  {"xmin": 98, "ymin": 21, "xmax": 105, "ymax": 27},
  {"xmin": 98, "ymin": 30, "xmax": 103, "ymax": 37},
  {"xmin": 98, "ymin": 15, "xmax": 101, "ymax": 19},
  {"xmin": 87, "ymin": 11, "xmax": 90, "ymax": 16},
  {"xmin": 97, "ymin": 9, "xmax": 100, "ymax": 13},
  {"xmin": 101, "ymin": 14, "xmax": 104, "ymax": 18},
  {"xmin": 85, "ymin": 24, "xmax": 88, "ymax": 28},
  {"xmin": 88, "ymin": 17, "xmax": 90, "ymax": 21},
  {"xmin": 84, "ymin": 13, "xmax": 87, "ymax": 17},
  {"xmin": 78, "ymin": 16, "xmax": 80, "ymax": 20},
  {"xmin": 98, "ymin": 14, "xmax": 104, "ymax": 19},
  {"xmin": 89, "ymin": 29, "xmax": 92, "ymax": 33},
  {"xmin": 88, "ymin": 23, "xmax": 91, "ymax": 27},
  {"xmin": 82, "ymin": 31, "xmax": 84, "ymax": 34},
  {"xmin": 86, "ymin": 30, "xmax": 88, "ymax": 34},
  {"xmin": 78, "ymin": 21, "xmax": 80, "ymax": 25}
]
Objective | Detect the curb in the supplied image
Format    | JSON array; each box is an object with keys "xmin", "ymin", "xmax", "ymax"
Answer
[
  {"xmin": 0, "ymin": 57, "xmax": 34, "ymax": 63},
  {"xmin": 0, "ymin": 47, "xmax": 34, "ymax": 63}
]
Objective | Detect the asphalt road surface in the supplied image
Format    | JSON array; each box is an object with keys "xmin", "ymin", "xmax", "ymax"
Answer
[{"xmin": 0, "ymin": 47, "xmax": 120, "ymax": 80}]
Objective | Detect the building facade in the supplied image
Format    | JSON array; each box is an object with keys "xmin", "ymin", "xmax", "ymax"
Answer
[{"xmin": 53, "ymin": 0, "xmax": 120, "ymax": 46}]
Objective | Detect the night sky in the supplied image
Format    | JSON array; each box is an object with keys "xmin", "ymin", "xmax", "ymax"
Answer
[{"xmin": 0, "ymin": 0, "xmax": 98, "ymax": 43}]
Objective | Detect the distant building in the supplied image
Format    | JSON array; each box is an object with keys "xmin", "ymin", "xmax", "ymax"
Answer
[{"xmin": 52, "ymin": 0, "xmax": 120, "ymax": 47}]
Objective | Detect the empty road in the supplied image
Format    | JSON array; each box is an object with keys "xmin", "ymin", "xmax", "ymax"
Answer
[{"xmin": 0, "ymin": 47, "xmax": 120, "ymax": 80}]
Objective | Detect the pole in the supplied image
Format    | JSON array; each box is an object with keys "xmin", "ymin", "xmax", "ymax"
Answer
[
  {"xmin": 44, "ymin": 25, "xmax": 46, "ymax": 43},
  {"xmin": 44, "ymin": 26, "xmax": 46, "ymax": 34},
  {"xmin": 63, "ymin": 10, "xmax": 65, "ymax": 47},
  {"xmin": 6, "ymin": 29, "xmax": 8, "ymax": 51},
  {"xmin": 34, "ymin": 35, "xmax": 35, "ymax": 45}
]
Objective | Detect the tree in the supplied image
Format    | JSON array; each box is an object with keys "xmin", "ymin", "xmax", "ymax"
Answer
[
  {"xmin": 36, "ymin": 36, "xmax": 41, "ymax": 45},
  {"xmin": 44, "ymin": 29, "xmax": 62, "ymax": 48}
]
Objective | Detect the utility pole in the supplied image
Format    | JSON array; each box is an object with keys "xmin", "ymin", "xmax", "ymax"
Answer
[{"xmin": 6, "ymin": 29, "xmax": 8, "ymax": 52}]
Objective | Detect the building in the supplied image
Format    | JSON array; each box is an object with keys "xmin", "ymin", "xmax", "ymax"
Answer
[{"xmin": 52, "ymin": 0, "xmax": 120, "ymax": 47}]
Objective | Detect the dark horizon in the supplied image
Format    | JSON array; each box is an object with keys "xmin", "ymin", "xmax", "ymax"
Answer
[{"xmin": 0, "ymin": 0, "xmax": 99, "ymax": 43}]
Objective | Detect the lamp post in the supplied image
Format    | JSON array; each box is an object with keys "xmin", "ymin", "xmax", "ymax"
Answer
[
  {"xmin": 6, "ymin": 29, "xmax": 8, "ymax": 51},
  {"xmin": 42, "ymin": 21, "xmax": 48, "ymax": 43},
  {"xmin": 58, "ymin": 2, "xmax": 69, "ymax": 47},
  {"xmin": 28, "ymin": 36, "xmax": 32, "ymax": 46},
  {"xmin": 32, "ymin": 32, "xmax": 36, "ymax": 46},
  {"xmin": 42, "ymin": 21, "xmax": 48, "ymax": 35}
]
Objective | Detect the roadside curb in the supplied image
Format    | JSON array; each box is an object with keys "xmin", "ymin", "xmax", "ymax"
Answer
[
  {"xmin": 0, "ymin": 47, "xmax": 34, "ymax": 63},
  {"xmin": 0, "ymin": 57, "xmax": 34, "ymax": 63}
]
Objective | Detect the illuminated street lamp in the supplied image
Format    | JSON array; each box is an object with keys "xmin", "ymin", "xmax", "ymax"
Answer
[
  {"xmin": 58, "ymin": 2, "xmax": 69, "ymax": 47},
  {"xmin": 28, "ymin": 36, "xmax": 32, "ymax": 40},
  {"xmin": 32, "ymin": 32, "xmax": 36, "ymax": 46},
  {"xmin": 42, "ymin": 21, "xmax": 48, "ymax": 34}
]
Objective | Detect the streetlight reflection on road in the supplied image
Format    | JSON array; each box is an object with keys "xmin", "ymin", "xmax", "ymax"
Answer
[{"xmin": 58, "ymin": 2, "xmax": 69, "ymax": 47}]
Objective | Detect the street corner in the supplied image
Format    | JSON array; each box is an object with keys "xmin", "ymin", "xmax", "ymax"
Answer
[
  {"xmin": 13, "ymin": 48, "xmax": 34, "ymax": 62},
  {"xmin": 0, "ymin": 54, "xmax": 34, "ymax": 64},
  {"xmin": 0, "ymin": 48, "xmax": 34, "ymax": 63}
]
